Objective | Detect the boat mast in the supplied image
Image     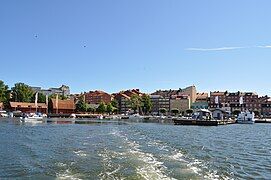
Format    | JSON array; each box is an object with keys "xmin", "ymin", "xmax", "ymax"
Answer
[{"xmin": 35, "ymin": 92, "xmax": 38, "ymax": 113}]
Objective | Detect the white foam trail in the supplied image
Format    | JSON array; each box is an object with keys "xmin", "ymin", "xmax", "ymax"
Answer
[
  {"xmin": 111, "ymin": 128, "xmax": 175, "ymax": 180},
  {"xmin": 73, "ymin": 150, "xmax": 87, "ymax": 157},
  {"xmin": 56, "ymin": 163, "xmax": 81, "ymax": 180},
  {"xmin": 98, "ymin": 148, "xmax": 122, "ymax": 180}
]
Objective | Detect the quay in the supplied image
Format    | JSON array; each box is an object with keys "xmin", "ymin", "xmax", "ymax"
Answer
[{"xmin": 173, "ymin": 119, "xmax": 236, "ymax": 126}]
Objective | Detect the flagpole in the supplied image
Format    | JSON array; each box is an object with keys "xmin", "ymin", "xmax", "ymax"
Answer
[
  {"xmin": 46, "ymin": 95, "xmax": 48, "ymax": 115},
  {"xmin": 35, "ymin": 92, "xmax": 38, "ymax": 114}
]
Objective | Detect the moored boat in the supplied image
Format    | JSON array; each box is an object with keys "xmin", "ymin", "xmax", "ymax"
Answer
[
  {"xmin": 236, "ymin": 111, "xmax": 255, "ymax": 124},
  {"xmin": 173, "ymin": 109, "xmax": 219, "ymax": 126}
]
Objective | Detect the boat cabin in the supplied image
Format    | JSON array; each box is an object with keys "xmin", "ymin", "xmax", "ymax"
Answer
[
  {"xmin": 192, "ymin": 109, "xmax": 212, "ymax": 120},
  {"xmin": 212, "ymin": 108, "xmax": 231, "ymax": 120}
]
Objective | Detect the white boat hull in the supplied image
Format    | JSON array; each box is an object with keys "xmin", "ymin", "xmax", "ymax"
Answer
[{"xmin": 236, "ymin": 120, "xmax": 255, "ymax": 124}]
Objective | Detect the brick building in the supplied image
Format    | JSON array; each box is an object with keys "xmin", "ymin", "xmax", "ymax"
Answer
[
  {"xmin": 113, "ymin": 89, "xmax": 143, "ymax": 114},
  {"xmin": 49, "ymin": 99, "xmax": 75, "ymax": 114},
  {"xmin": 260, "ymin": 96, "xmax": 271, "ymax": 116},
  {"xmin": 227, "ymin": 92, "xmax": 260, "ymax": 112},
  {"xmin": 152, "ymin": 85, "xmax": 197, "ymax": 103},
  {"xmin": 150, "ymin": 95, "xmax": 170, "ymax": 115},
  {"xmin": 209, "ymin": 91, "xmax": 229, "ymax": 110},
  {"xmin": 84, "ymin": 90, "xmax": 111, "ymax": 105}
]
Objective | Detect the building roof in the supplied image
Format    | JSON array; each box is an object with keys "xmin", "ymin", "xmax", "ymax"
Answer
[
  {"xmin": 85, "ymin": 90, "xmax": 111, "ymax": 97},
  {"xmin": 10, "ymin": 102, "xmax": 47, "ymax": 108},
  {"xmin": 196, "ymin": 92, "xmax": 208, "ymax": 100},
  {"xmin": 51, "ymin": 99, "xmax": 75, "ymax": 110},
  {"xmin": 210, "ymin": 91, "xmax": 227, "ymax": 96}
]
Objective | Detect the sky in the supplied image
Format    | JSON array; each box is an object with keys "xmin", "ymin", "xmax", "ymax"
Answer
[{"xmin": 0, "ymin": 0, "xmax": 271, "ymax": 95}]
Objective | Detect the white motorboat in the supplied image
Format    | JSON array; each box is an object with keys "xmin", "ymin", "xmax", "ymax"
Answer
[
  {"xmin": 236, "ymin": 111, "xmax": 255, "ymax": 124},
  {"xmin": 20, "ymin": 113, "xmax": 44, "ymax": 123},
  {"xmin": 0, "ymin": 111, "xmax": 8, "ymax": 117}
]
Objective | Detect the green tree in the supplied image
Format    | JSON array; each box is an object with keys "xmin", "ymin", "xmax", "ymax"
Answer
[
  {"xmin": 0, "ymin": 80, "xmax": 10, "ymax": 105},
  {"xmin": 49, "ymin": 94, "xmax": 67, "ymax": 100},
  {"xmin": 76, "ymin": 99, "xmax": 88, "ymax": 112},
  {"xmin": 106, "ymin": 103, "xmax": 114, "ymax": 114},
  {"xmin": 129, "ymin": 94, "xmax": 143, "ymax": 114},
  {"xmin": 11, "ymin": 83, "xmax": 34, "ymax": 102},
  {"xmin": 111, "ymin": 99, "xmax": 118, "ymax": 108},
  {"xmin": 111, "ymin": 99, "xmax": 119, "ymax": 114},
  {"xmin": 31, "ymin": 92, "xmax": 46, "ymax": 103},
  {"xmin": 171, "ymin": 108, "xmax": 180, "ymax": 116},
  {"xmin": 97, "ymin": 102, "xmax": 106, "ymax": 114},
  {"xmin": 159, "ymin": 108, "xmax": 167, "ymax": 115},
  {"xmin": 141, "ymin": 94, "xmax": 152, "ymax": 115}
]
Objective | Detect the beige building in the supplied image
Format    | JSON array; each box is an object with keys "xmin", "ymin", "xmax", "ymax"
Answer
[
  {"xmin": 170, "ymin": 95, "xmax": 191, "ymax": 113},
  {"xmin": 152, "ymin": 85, "xmax": 197, "ymax": 104}
]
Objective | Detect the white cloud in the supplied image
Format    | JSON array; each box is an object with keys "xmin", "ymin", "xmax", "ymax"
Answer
[
  {"xmin": 185, "ymin": 46, "xmax": 246, "ymax": 51},
  {"xmin": 257, "ymin": 45, "xmax": 271, "ymax": 48}
]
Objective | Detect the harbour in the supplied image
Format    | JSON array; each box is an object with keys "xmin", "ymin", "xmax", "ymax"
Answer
[{"xmin": 0, "ymin": 117, "xmax": 270, "ymax": 179}]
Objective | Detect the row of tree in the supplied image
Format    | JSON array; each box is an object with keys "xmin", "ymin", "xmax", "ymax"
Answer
[
  {"xmin": 1, "ymin": 80, "xmax": 153, "ymax": 115},
  {"xmin": 76, "ymin": 98, "xmax": 119, "ymax": 114},
  {"xmin": 0, "ymin": 80, "xmax": 67, "ymax": 106},
  {"xmin": 159, "ymin": 108, "xmax": 194, "ymax": 115},
  {"xmin": 128, "ymin": 94, "xmax": 152, "ymax": 115},
  {"xmin": 75, "ymin": 94, "xmax": 153, "ymax": 115}
]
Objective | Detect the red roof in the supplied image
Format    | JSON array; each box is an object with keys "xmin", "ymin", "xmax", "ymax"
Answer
[
  {"xmin": 10, "ymin": 102, "xmax": 47, "ymax": 109},
  {"xmin": 51, "ymin": 99, "xmax": 75, "ymax": 110}
]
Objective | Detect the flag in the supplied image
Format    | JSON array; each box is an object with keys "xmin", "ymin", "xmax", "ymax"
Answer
[
  {"xmin": 239, "ymin": 96, "xmax": 244, "ymax": 105},
  {"xmin": 215, "ymin": 96, "xmax": 219, "ymax": 104},
  {"xmin": 35, "ymin": 92, "xmax": 38, "ymax": 108}
]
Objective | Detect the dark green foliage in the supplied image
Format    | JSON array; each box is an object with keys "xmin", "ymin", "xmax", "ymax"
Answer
[
  {"xmin": 11, "ymin": 83, "xmax": 34, "ymax": 102},
  {"xmin": 141, "ymin": 94, "xmax": 152, "ymax": 114}
]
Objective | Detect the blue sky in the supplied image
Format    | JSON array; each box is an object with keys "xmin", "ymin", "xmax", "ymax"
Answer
[{"xmin": 0, "ymin": 0, "xmax": 271, "ymax": 95}]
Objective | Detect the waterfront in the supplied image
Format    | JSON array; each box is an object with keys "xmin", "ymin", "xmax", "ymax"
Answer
[{"xmin": 0, "ymin": 118, "xmax": 271, "ymax": 179}]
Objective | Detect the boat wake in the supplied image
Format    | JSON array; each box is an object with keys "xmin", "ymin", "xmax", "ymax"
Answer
[{"xmin": 104, "ymin": 127, "xmax": 231, "ymax": 180}]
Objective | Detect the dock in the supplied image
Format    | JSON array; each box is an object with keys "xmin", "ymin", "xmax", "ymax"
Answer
[{"xmin": 173, "ymin": 119, "xmax": 236, "ymax": 126}]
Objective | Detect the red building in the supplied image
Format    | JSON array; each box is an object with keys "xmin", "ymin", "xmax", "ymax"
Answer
[
  {"xmin": 261, "ymin": 97, "xmax": 271, "ymax": 117},
  {"xmin": 84, "ymin": 91, "xmax": 111, "ymax": 104},
  {"xmin": 113, "ymin": 89, "xmax": 143, "ymax": 114},
  {"xmin": 10, "ymin": 102, "xmax": 47, "ymax": 113},
  {"xmin": 49, "ymin": 99, "xmax": 75, "ymax": 114}
]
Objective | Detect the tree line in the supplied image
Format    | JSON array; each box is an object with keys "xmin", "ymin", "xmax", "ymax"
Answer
[
  {"xmin": 0, "ymin": 80, "xmax": 153, "ymax": 115},
  {"xmin": 0, "ymin": 80, "xmax": 66, "ymax": 106}
]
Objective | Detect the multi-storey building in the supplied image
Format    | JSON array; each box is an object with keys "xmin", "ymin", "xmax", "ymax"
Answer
[
  {"xmin": 31, "ymin": 85, "xmax": 70, "ymax": 97},
  {"xmin": 227, "ymin": 92, "xmax": 260, "ymax": 112},
  {"xmin": 170, "ymin": 95, "xmax": 191, "ymax": 113},
  {"xmin": 84, "ymin": 90, "xmax": 111, "ymax": 105},
  {"xmin": 260, "ymin": 96, "xmax": 271, "ymax": 116},
  {"xmin": 113, "ymin": 89, "xmax": 143, "ymax": 114},
  {"xmin": 152, "ymin": 85, "xmax": 197, "ymax": 103},
  {"xmin": 150, "ymin": 95, "xmax": 170, "ymax": 115},
  {"xmin": 209, "ymin": 91, "xmax": 229, "ymax": 110},
  {"xmin": 192, "ymin": 92, "xmax": 209, "ymax": 110}
]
